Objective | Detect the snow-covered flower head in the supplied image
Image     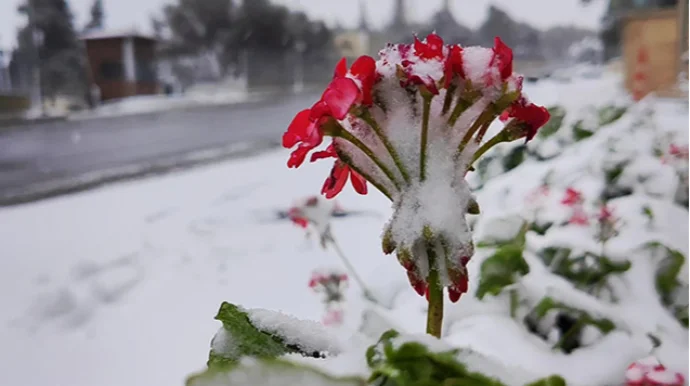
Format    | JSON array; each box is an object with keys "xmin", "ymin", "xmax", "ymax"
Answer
[
  {"xmin": 283, "ymin": 34, "xmax": 550, "ymax": 303},
  {"xmin": 308, "ymin": 268, "xmax": 349, "ymax": 304},
  {"xmin": 625, "ymin": 356, "xmax": 685, "ymax": 386},
  {"xmin": 287, "ymin": 195, "xmax": 337, "ymax": 242}
]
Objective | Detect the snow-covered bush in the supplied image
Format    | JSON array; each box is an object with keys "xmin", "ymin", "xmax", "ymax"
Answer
[
  {"xmin": 186, "ymin": 33, "xmax": 688, "ymax": 385},
  {"xmin": 471, "ymin": 99, "xmax": 629, "ymax": 189}
]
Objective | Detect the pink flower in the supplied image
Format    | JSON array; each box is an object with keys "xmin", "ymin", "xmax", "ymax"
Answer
[
  {"xmin": 322, "ymin": 308, "xmax": 344, "ymax": 326},
  {"xmin": 561, "ymin": 187, "xmax": 584, "ymax": 206},
  {"xmin": 626, "ymin": 357, "xmax": 685, "ymax": 386},
  {"xmin": 568, "ymin": 208, "xmax": 590, "ymax": 226},
  {"xmin": 669, "ymin": 144, "xmax": 689, "ymax": 160}
]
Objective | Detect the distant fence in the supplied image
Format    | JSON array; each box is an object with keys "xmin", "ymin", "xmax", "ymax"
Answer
[{"xmin": 0, "ymin": 93, "xmax": 30, "ymax": 116}]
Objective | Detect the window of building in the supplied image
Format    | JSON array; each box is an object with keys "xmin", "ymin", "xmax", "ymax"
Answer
[
  {"xmin": 100, "ymin": 61, "xmax": 123, "ymax": 80},
  {"xmin": 136, "ymin": 60, "xmax": 157, "ymax": 83}
]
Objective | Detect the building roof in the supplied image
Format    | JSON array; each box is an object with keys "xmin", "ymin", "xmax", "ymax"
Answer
[{"xmin": 80, "ymin": 28, "xmax": 155, "ymax": 41}]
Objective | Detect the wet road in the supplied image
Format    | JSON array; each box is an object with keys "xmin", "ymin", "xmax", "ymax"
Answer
[{"xmin": 0, "ymin": 92, "xmax": 320, "ymax": 205}]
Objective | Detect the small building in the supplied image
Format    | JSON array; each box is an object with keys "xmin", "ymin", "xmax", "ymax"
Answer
[
  {"xmin": 621, "ymin": 0, "xmax": 690, "ymax": 97},
  {"xmin": 81, "ymin": 29, "xmax": 159, "ymax": 102}
]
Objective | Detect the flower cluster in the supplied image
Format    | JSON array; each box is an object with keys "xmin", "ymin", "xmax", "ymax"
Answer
[
  {"xmin": 595, "ymin": 204, "xmax": 620, "ymax": 244},
  {"xmin": 283, "ymin": 33, "xmax": 550, "ymax": 304},
  {"xmin": 625, "ymin": 356, "xmax": 685, "ymax": 386},
  {"xmin": 286, "ymin": 195, "xmax": 337, "ymax": 247},
  {"xmin": 308, "ymin": 268, "xmax": 349, "ymax": 326},
  {"xmin": 561, "ymin": 187, "xmax": 589, "ymax": 226}
]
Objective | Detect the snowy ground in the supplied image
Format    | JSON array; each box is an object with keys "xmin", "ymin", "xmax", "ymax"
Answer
[{"xmin": 0, "ymin": 71, "xmax": 687, "ymax": 386}]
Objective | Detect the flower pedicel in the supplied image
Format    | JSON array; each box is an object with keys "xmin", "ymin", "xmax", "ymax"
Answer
[{"xmin": 282, "ymin": 33, "xmax": 550, "ymax": 337}]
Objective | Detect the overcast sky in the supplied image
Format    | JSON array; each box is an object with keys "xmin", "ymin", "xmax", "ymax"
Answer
[{"xmin": 0, "ymin": 0, "xmax": 607, "ymax": 50}]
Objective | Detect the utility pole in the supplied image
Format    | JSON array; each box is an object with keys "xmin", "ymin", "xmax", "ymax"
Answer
[{"xmin": 26, "ymin": 1, "xmax": 44, "ymax": 117}]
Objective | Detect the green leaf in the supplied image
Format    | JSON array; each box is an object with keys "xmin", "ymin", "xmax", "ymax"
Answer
[
  {"xmin": 530, "ymin": 222, "xmax": 553, "ymax": 236},
  {"xmin": 532, "ymin": 297, "xmax": 616, "ymax": 334},
  {"xmin": 502, "ymin": 145, "xmax": 527, "ymax": 172},
  {"xmin": 538, "ymin": 106, "xmax": 566, "ymax": 139},
  {"xmin": 653, "ymin": 245, "xmax": 686, "ymax": 306},
  {"xmin": 210, "ymin": 302, "xmax": 293, "ymax": 365},
  {"xmin": 572, "ymin": 121, "xmax": 594, "ymax": 141},
  {"xmin": 598, "ymin": 105, "xmax": 627, "ymax": 126},
  {"xmin": 476, "ymin": 244, "xmax": 529, "ymax": 300},
  {"xmin": 366, "ymin": 330, "xmax": 507, "ymax": 386},
  {"xmin": 209, "ymin": 302, "xmax": 328, "ymax": 369},
  {"xmin": 525, "ymin": 375, "xmax": 568, "ymax": 386},
  {"xmin": 187, "ymin": 358, "xmax": 366, "ymax": 386}
]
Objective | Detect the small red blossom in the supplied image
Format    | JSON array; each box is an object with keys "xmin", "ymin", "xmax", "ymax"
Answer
[
  {"xmin": 322, "ymin": 160, "xmax": 368, "ymax": 199},
  {"xmin": 669, "ymin": 144, "xmax": 689, "ymax": 159},
  {"xmin": 491, "ymin": 37, "xmax": 514, "ymax": 81},
  {"xmin": 501, "ymin": 98, "xmax": 550, "ymax": 141},
  {"xmin": 598, "ymin": 205, "xmax": 614, "ymax": 222},
  {"xmin": 625, "ymin": 357, "xmax": 685, "ymax": 386},
  {"xmin": 287, "ymin": 207, "xmax": 309, "ymax": 228},
  {"xmin": 283, "ymin": 109, "xmax": 325, "ymax": 168},
  {"xmin": 561, "ymin": 188, "xmax": 584, "ymax": 206},
  {"xmin": 568, "ymin": 208, "xmax": 590, "ymax": 226},
  {"xmin": 444, "ymin": 45, "xmax": 465, "ymax": 87},
  {"xmin": 414, "ymin": 33, "xmax": 445, "ymax": 60}
]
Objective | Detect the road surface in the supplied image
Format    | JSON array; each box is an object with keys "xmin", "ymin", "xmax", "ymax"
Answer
[{"xmin": 0, "ymin": 93, "xmax": 320, "ymax": 206}]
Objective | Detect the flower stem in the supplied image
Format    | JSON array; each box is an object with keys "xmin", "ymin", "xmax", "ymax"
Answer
[
  {"xmin": 361, "ymin": 110, "xmax": 410, "ymax": 183},
  {"xmin": 425, "ymin": 247, "xmax": 444, "ymax": 338},
  {"xmin": 336, "ymin": 129, "xmax": 401, "ymax": 191},
  {"xmin": 470, "ymin": 131, "xmax": 508, "ymax": 166},
  {"xmin": 327, "ymin": 232, "xmax": 376, "ymax": 303},
  {"xmin": 419, "ymin": 95, "xmax": 432, "ymax": 181},
  {"xmin": 442, "ymin": 84, "xmax": 457, "ymax": 115}
]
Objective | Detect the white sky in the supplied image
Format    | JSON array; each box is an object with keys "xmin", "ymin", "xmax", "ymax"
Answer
[{"xmin": 0, "ymin": 0, "xmax": 608, "ymax": 50}]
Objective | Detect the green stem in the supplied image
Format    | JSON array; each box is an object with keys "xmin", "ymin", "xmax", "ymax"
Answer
[
  {"xmin": 419, "ymin": 96, "xmax": 432, "ymax": 181},
  {"xmin": 553, "ymin": 316, "xmax": 586, "ymax": 351},
  {"xmin": 457, "ymin": 107, "xmax": 496, "ymax": 154},
  {"xmin": 448, "ymin": 98, "xmax": 471, "ymax": 127},
  {"xmin": 509, "ymin": 289, "xmax": 519, "ymax": 319},
  {"xmin": 361, "ymin": 110, "xmax": 410, "ymax": 183},
  {"xmin": 336, "ymin": 129, "xmax": 401, "ymax": 191},
  {"xmin": 328, "ymin": 233, "xmax": 377, "ymax": 303},
  {"xmin": 442, "ymin": 84, "xmax": 456, "ymax": 115},
  {"xmin": 470, "ymin": 132, "xmax": 508, "ymax": 166},
  {"xmin": 425, "ymin": 247, "xmax": 444, "ymax": 338}
]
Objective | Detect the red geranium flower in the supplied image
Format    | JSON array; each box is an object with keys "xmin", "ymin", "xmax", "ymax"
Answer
[
  {"xmin": 561, "ymin": 187, "xmax": 584, "ymax": 206},
  {"xmin": 282, "ymin": 33, "xmax": 550, "ymax": 305}
]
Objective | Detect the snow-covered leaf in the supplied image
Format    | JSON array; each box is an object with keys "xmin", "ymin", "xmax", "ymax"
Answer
[
  {"xmin": 366, "ymin": 329, "xmax": 507, "ymax": 386},
  {"xmin": 187, "ymin": 358, "xmax": 366, "ymax": 386},
  {"xmin": 476, "ymin": 244, "xmax": 529, "ymax": 300},
  {"xmin": 538, "ymin": 106, "xmax": 566, "ymax": 139},
  {"xmin": 209, "ymin": 302, "xmax": 339, "ymax": 366}
]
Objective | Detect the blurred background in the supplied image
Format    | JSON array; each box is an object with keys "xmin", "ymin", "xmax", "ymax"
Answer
[{"xmin": 0, "ymin": 1, "xmax": 688, "ymax": 386}]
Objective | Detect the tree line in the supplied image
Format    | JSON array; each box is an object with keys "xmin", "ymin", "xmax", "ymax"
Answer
[{"xmin": 8, "ymin": 0, "xmax": 335, "ymax": 103}]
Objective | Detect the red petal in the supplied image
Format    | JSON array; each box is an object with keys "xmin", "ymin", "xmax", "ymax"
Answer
[
  {"xmin": 350, "ymin": 55, "xmax": 376, "ymax": 79},
  {"xmin": 350, "ymin": 56, "xmax": 377, "ymax": 105},
  {"xmin": 444, "ymin": 45, "xmax": 465, "ymax": 87},
  {"xmin": 322, "ymin": 78, "xmax": 359, "ymax": 120},
  {"xmin": 310, "ymin": 100, "xmax": 331, "ymax": 121},
  {"xmin": 321, "ymin": 161, "xmax": 349, "ymax": 198},
  {"xmin": 414, "ymin": 33, "xmax": 444, "ymax": 60},
  {"xmin": 349, "ymin": 168, "xmax": 368, "ymax": 195},
  {"xmin": 310, "ymin": 143, "xmax": 337, "ymax": 162},
  {"xmin": 283, "ymin": 109, "xmax": 312, "ymax": 148},
  {"xmin": 448, "ymin": 287, "xmax": 463, "ymax": 303},
  {"xmin": 334, "ymin": 57, "xmax": 347, "ymax": 78},
  {"xmin": 493, "ymin": 37, "xmax": 513, "ymax": 80},
  {"xmin": 287, "ymin": 146, "xmax": 312, "ymax": 168}
]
